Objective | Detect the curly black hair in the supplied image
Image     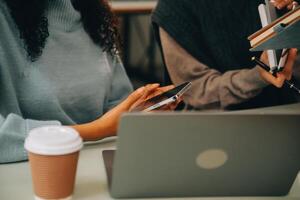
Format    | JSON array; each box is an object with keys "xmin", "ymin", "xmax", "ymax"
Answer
[{"xmin": 4, "ymin": 0, "xmax": 120, "ymax": 62}]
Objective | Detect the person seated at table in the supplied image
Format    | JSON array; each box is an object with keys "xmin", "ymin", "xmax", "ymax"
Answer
[
  {"xmin": 0, "ymin": 0, "xmax": 176, "ymax": 164},
  {"xmin": 152, "ymin": 0, "xmax": 300, "ymax": 110}
]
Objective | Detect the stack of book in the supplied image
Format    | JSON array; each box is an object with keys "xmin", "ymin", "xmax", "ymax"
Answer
[{"xmin": 248, "ymin": 6, "xmax": 300, "ymax": 51}]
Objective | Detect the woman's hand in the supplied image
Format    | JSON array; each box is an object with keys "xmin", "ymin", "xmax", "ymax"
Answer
[
  {"xmin": 259, "ymin": 48, "xmax": 298, "ymax": 88},
  {"xmin": 129, "ymin": 85, "xmax": 174, "ymax": 111},
  {"xmin": 98, "ymin": 84, "xmax": 162, "ymax": 134},
  {"xmin": 270, "ymin": 0, "xmax": 298, "ymax": 10},
  {"xmin": 145, "ymin": 85, "xmax": 182, "ymax": 111},
  {"xmin": 129, "ymin": 84, "xmax": 183, "ymax": 112},
  {"xmin": 71, "ymin": 83, "xmax": 177, "ymax": 141}
]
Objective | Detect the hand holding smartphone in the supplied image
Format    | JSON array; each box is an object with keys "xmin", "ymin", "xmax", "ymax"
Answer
[{"xmin": 132, "ymin": 82, "xmax": 192, "ymax": 112}]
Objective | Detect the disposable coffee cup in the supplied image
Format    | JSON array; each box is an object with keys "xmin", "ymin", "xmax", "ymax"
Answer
[{"xmin": 25, "ymin": 126, "xmax": 83, "ymax": 200}]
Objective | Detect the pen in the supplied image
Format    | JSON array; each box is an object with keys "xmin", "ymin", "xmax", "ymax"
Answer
[{"xmin": 252, "ymin": 57, "xmax": 300, "ymax": 94}]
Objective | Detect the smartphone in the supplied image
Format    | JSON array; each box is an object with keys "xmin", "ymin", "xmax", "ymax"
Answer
[{"xmin": 132, "ymin": 82, "xmax": 192, "ymax": 112}]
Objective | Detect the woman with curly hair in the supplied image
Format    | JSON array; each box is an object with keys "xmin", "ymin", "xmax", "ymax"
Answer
[{"xmin": 0, "ymin": 0, "xmax": 167, "ymax": 163}]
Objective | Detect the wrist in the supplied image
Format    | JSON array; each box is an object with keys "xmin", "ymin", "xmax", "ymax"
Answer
[
  {"xmin": 71, "ymin": 119, "xmax": 115, "ymax": 141},
  {"xmin": 92, "ymin": 117, "xmax": 117, "ymax": 138}
]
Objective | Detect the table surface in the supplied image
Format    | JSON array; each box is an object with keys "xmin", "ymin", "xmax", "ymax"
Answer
[
  {"xmin": 109, "ymin": 1, "xmax": 157, "ymax": 14},
  {"xmin": 0, "ymin": 137, "xmax": 300, "ymax": 200}
]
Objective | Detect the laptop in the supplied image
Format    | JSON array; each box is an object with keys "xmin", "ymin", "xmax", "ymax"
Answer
[{"xmin": 103, "ymin": 109, "xmax": 300, "ymax": 198}]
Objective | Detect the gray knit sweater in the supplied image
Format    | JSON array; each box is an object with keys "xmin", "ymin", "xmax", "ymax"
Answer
[{"xmin": 0, "ymin": 0, "xmax": 133, "ymax": 163}]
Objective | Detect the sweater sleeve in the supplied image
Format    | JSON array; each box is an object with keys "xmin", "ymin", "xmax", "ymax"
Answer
[
  {"xmin": 159, "ymin": 28, "xmax": 269, "ymax": 109},
  {"xmin": 0, "ymin": 113, "xmax": 61, "ymax": 163},
  {"xmin": 0, "ymin": 3, "xmax": 62, "ymax": 163},
  {"xmin": 103, "ymin": 54, "xmax": 133, "ymax": 112}
]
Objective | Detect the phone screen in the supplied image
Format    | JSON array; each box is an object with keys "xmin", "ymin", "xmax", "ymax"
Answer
[{"xmin": 132, "ymin": 82, "xmax": 191, "ymax": 112}]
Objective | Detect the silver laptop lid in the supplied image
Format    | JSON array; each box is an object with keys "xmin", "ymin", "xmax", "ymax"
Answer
[{"xmin": 110, "ymin": 111, "xmax": 300, "ymax": 198}]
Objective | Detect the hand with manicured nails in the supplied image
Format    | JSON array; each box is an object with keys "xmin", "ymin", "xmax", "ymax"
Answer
[{"xmin": 133, "ymin": 85, "xmax": 182, "ymax": 111}]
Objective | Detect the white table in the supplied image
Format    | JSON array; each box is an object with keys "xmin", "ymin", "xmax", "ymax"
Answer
[{"xmin": 0, "ymin": 137, "xmax": 300, "ymax": 200}]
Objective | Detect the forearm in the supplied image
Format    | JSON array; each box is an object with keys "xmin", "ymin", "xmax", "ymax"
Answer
[
  {"xmin": 170, "ymin": 64, "xmax": 268, "ymax": 109},
  {"xmin": 72, "ymin": 82, "xmax": 150, "ymax": 141},
  {"xmin": 212, "ymin": 66, "xmax": 268, "ymax": 108},
  {"xmin": 71, "ymin": 119, "xmax": 115, "ymax": 141}
]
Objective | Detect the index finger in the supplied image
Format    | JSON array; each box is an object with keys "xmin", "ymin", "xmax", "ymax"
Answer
[{"xmin": 158, "ymin": 85, "xmax": 175, "ymax": 93}]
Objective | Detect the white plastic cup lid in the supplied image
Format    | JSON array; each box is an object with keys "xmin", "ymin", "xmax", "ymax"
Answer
[{"xmin": 25, "ymin": 126, "xmax": 83, "ymax": 156}]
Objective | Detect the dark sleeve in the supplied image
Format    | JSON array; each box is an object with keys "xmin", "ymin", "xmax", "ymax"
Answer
[{"xmin": 152, "ymin": 0, "xmax": 214, "ymax": 67}]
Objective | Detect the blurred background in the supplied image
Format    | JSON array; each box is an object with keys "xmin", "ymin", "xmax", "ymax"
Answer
[{"xmin": 109, "ymin": 0, "xmax": 162, "ymax": 88}]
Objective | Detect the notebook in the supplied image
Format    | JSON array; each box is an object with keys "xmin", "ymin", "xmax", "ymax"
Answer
[{"xmin": 248, "ymin": 6, "xmax": 300, "ymax": 51}]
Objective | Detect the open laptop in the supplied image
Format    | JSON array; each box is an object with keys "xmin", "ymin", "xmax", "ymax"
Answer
[{"xmin": 103, "ymin": 107, "xmax": 300, "ymax": 198}]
